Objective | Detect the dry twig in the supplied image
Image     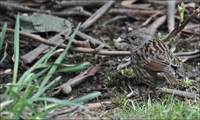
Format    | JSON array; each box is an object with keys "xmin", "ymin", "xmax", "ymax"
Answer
[
  {"xmin": 0, "ymin": 1, "xmax": 91, "ymax": 17},
  {"xmin": 162, "ymin": 8, "xmax": 200, "ymax": 42},
  {"xmin": 147, "ymin": 15, "xmax": 166, "ymax": 35},
  {"xmin": 80, "ymin": 1, "xmax": 115, "ymax": 29},
  {"xmin": 167, "ymin": 1, "xmax": 176, "ymax": 32},
  {"xmin": 20, "ymin": 27, "xmax": 72, "ymax": 64},
  {"xmin": 157, "ymin": 87, "xmax": 200, "ymax": 99}
]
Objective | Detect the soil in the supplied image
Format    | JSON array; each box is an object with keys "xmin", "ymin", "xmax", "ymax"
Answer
[{"xmin": 0, "ymin": 0, "xmax": 199, "ymax": 119}]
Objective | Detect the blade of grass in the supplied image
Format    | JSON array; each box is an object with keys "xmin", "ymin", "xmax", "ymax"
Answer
[
  {"xmin": 3, "ymin": 84, "xmax": 21, "ymax": 100},
  {"xmin": 33, "ymin": 23, "xmax": 82, "ymax": 98},
  {"xmin": 70, "ymin": 91, "xmax": 101, "ymax": 103},
  {"xmin": 12, "ymin": 75, "xmax": 36, "ymax": 115},
  {"xmin": 13, "ymin": 15, "xmax": 20, "ymax": 84},
  {"xmin": 37, "ymin": 62, "xmax": 89, "ymax": 76},
  {"xmin": 54, "ymin": 61, "xmax": 90, "ymax": 73},
  {"xmin": 45, "ymin": 62, "xmax": 81, "ymax": 67},
  {"xmin": 43, "ymin": 61, "xmax": 90, "ymax": 76},
  {"xmin": 30, "ymin": 92, "xmax": 101, "ymax": 106},
  {"xmin": 32, "ymin": 76, "xmax": 61, "ymax": 98},
  {"xmin": 0, "ymin": 51, "xmax": 7, "ymax": 64},
  {"xmin": 0, "ymin": 23, "xmax": 7, "ymax": 49},
  {"xmin": 32, "ymin": 67, "xmax": 50, "ymax": 87},
  {"xmin": 0, "ymin": 23, "xmax": 8, "ymax": 64},
  {"xmin": 14, "ymin": 41, "xmax": 62, "ymax": 92}
]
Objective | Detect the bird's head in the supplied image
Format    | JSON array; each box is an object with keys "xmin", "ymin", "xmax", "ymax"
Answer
[{"xmin": 119, "ymin": 30, "xmax": 153, "ymax": 52}]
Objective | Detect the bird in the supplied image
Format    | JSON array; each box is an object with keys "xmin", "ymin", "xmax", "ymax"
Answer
[{"xmin": 119, "ymin": 29, "xmax": 184, "ymax": 93}]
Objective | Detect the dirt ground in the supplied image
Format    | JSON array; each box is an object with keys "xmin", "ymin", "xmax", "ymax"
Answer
[{"xmin": 0, "ymin": 0, "xmax": 199, "ymax": 119}]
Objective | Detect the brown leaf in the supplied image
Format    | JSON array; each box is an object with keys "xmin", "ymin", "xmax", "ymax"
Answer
[{"xmin": 86, "ymin": 65, "xmax": 100, "ymax": 76}]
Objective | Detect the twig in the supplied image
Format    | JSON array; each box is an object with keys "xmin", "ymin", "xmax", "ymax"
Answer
[
  {"xmin": 70, "ymin": 47, "xmax": 130, "ymax": 55},
  {"xmin": 141, "ymin": 12, "xmax": 162, "ymax": 27},
  {"xmin": 76, "ymin": 31, "xmax": 110, "ymax": 48},
  {"xmin": 0, "ymin": 27, "xmax": 130, "ymax": 56},
  {"xmin": 109, "ymin": 8, "xmax": 161, "ymax": 16},
  {"xmin": 51, "ymin": 65, "xmax": 100, "ymax": 96},
  {"xmin": 147, "ymin": 15, "xmax": 166, "ymax": 35},
  {"xmin": 20, "ymin": 27, "xmax": 72, "ymax": 64},
  {"xmin": 53, "ymin": 1, "xmax": 108, "ymax": 10},
  {"xmin": 162, "ymin": 8, "xmax": 200, "ymax": 42},
  {"xmin": 7, "ymin": 26, "xmax": 197, "ymax": 57},
  {"xmin": 0, "ymin": 28, "xmax": 65, "ymax": 46},
  {"xmin": 181, "ymin": 29, "xmax": 200, "ymax": 37},
  {"xmin": 174, "ymin": 50, "xmax": 200, "ymax": 56},
  {"xmin": 102, "ymin": 15, "xmax": 128, "ymax": 26},
  {"xmin": 46, "ymin": 106, "xmax": 79, "ymax": 118},
  {"xmin": 0, "ymin": 1, "xmax": 91, "ymax": 17},
  {"xmin": 184, "ymin": 24, "xmax": 200, "ymax": 30},
  {"xmin": 80, "ymin": 1, "xmax": 115, "ymax": 29},
  {"xmin": 174, "ymin": 50, "xmax": 200, "ymax": 61},
  {"xmin": 167, "ymin": 1, "xmax": 176, "ymax": 32},
  {"xmin": 156, "ymin": 87, "xmax": 200, "ymax": 99}
]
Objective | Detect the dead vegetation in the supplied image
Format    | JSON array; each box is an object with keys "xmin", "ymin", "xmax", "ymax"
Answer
[{"xmin": 0, "ymin": 0, "xmax": 199, "ymax": 119}]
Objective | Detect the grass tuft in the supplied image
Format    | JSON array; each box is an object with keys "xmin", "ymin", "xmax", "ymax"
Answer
[{"xmin": 0, "ymin": 16, "xmax": 100, "ymax": 119}]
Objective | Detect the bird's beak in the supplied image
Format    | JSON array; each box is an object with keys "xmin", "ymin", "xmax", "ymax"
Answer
[{"xmin": 116, "ymin": 37, "xmax": 127, "ymax": 43}]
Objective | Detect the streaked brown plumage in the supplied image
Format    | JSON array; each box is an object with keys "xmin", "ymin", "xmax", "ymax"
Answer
[{"xmin": 121, "ymin": 30, "xmax": 184, "ymax": 87}]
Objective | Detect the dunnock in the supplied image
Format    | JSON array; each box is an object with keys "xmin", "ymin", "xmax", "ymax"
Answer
[{"xmin": 120, "ymin": 30, "xmax": 184, "ymax": 88}]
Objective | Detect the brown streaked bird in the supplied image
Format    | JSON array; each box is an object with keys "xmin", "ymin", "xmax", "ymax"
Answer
[{"xmin": 120, "ymin": 30, "xmax": 184, "ymax": 90}]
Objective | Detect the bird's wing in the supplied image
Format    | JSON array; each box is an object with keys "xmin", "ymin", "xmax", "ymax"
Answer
[
  {"xmin": 142, "ymin": 59, "xmax": 169, "ymax": 72},
  {"xmin": 142, "ymin": 59, "xmax": 178, "ymax": 84}
]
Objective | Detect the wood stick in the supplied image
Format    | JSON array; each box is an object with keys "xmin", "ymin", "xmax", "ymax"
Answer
[
  {"xmin": 53, "ymin": 1, "xmax": 108, "ymax": 9},
  {"xmin": 167, "ymin": 1, "xmax": 176, "ymax": 32},
  {"xmin": 80, "ymin": 1, "xmax": 115, "ymax": 29},
  {"xmin": 147, "ymin": 15, "xmax": 166, "ymax": 35},
  {"xmin": 0, "ymin": 1, "xmax": 91, "ymax": 17},
  {"xmin": 162, "ymin": 8, "xmax": 200, "ymax": 42},
  {"xmin": 157, "ymin": 87, "xmax": 200, "ymax": 99},
  {"xmin": 109, "ymin": 8, "xmax": 161, "ymax": 16},
  {"xmin": 20, "ymin": 27, "xmax": 72, "ymax": 64}
]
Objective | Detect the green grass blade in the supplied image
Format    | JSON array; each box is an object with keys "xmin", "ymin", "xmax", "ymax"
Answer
[
  {"xmin": 0, "ymin": 51, "xmax": 7, "ymax": 65},
  {"xmin": 34, "ymin": 23, "xmax": 82, "ymax": 98},
  {"xmin": 13, "ymin": 15, "xmax": 20, "ymax": 84},
  {"xmin": 70, "ymin": 91, "xmax": 101, "ymax": 103},
  {"xmin": 54, "ymin": 61, "xmax": 90, "ymax": 73},
  {"xmin": 32, "ymin": 67, "xmax": 50, "ymax": 82},
  {"xmin": 15, "ymin": 43, "xmax": 61, "ymax": 92},
  {"xmin": 0, "ymin": 23, "xmax": 7, "ymax": 49},
  {"xmin": 32, "ymin": 76, "xmax": 61, "ymax": 98}
]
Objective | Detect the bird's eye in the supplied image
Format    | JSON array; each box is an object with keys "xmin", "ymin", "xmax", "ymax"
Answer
[{"xmin": 131, "ymin": 36, "xmax": 137, "ymax": 40}]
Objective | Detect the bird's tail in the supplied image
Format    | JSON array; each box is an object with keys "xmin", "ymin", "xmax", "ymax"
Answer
[{"xmin": 161, "ymin": 73, "xmax": 179, "ymax": 84}]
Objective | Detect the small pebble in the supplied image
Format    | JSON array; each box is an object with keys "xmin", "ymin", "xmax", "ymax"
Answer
[{"xmin": 62, "ymin": 84, "xmax": 72, "ymax": 94}]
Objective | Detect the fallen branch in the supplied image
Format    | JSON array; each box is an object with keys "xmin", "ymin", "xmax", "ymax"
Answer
[
  {"xmin": 51, "ymin": 65, "xmax": 100, "ymax": 96},
  {"xmin": 156, "ymin": 87, "xmax": 200, "ymax": 99},
  {"xmin": 80, "ymin": 1, "xmax": 115, "ymax": 29},
  {"xmin": 76, "ymin": 31, "xmax": 110, "ymax": 48},
  {"xmin": 147, "ymin": 15, "xmax": 166, "ymax": 35},
  {"xmin": 109, "ymin": 8, "xmax": 161, "ymax": 17},
  {"xmin": 20, "ymin": 27, "xmax": 72, "ymax": 64},
  {"xmin": 6, "ymin": 27, "xmax": 198, "ymax": 58},
  {"xmin": 167, "ymin": 1, "xmax": 176, "ymax": 32},
  {"xmin": 162, "ymin": 8, "xmax": 200, "ymax": 42},
  {"xmin": 174, "ymin": 50, "xmax": 200, "ymax": 62},
  {"xmin": 141, "ymin": 12, "xmax": 163, "ymax": 27},
  {"xmin": 53, "ymin": 1, "xmax": 108, "ymax": 9},
  {"xmin": 0, "ymin": 1, "xmax": 91, "ymax": 17},
  {"xmin": 1, "ymin": 27, "xmax": 130, "ymax": 58}
]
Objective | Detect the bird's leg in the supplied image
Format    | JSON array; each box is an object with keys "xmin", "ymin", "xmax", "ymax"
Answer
[{"xmin": 144, "ymin": 86, "xmax": 151, "ymax": 99}]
